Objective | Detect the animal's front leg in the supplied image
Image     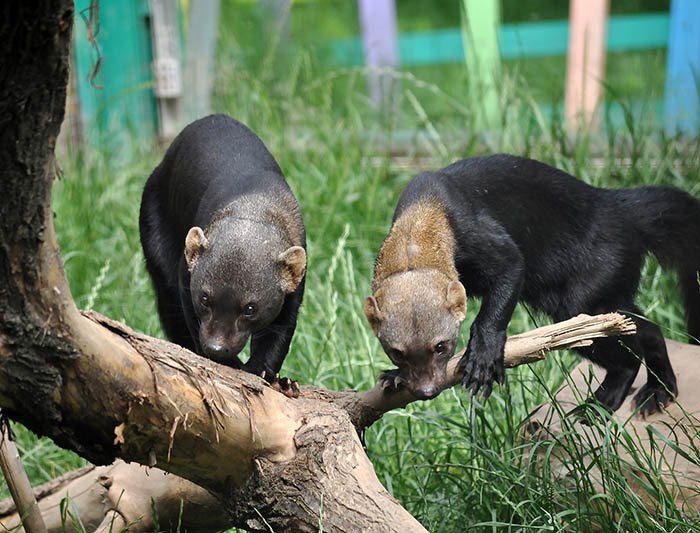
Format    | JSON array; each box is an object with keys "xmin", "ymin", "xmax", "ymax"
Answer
[
  {"xmin": 459, "ymin": 322, "xmax": 507, "ymax": 398},
  {"xmin": 246, "ymin": 281, "xmax": 304, "ymax": 396},
  {"xmin": 458, "ymin": 232, "xmax": 524, "ymax": 398},
  {"xmin": 247, "ymin": 328, "xmax": 300, "ymax": 399}
]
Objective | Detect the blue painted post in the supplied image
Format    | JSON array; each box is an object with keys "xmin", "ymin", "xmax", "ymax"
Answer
[
  {"xmin": 664, "ymin": 0, "xmax": 700, "ymax": 134},
  {"xmin": 358, "ymin": 0, "xmax": 398, "ymax": 107},
  {"xmin": 72, "ymin": 0, "xmax": 157, "ymax": 149}
]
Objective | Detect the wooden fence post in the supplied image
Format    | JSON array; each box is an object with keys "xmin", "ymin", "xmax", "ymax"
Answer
[
  {"xmin": 664, "ymin": 0, "xmax": 700, "ymax": 134},
  {"xmin": 358, "ymin": 0, "xmax": 399, "ymax": 108},
  {"xmin": 150, "ymin": 0, "xmax": 183, "ymax": 141},
  {"xmin": 461, "ymin": 0, "xmax": 501, "ymax": 131},
  {"xmin": 183, "ymin": 0, "xmax": 221, "ymax": 123},
  {"xmin": 565, "ymin": 0, "xmax": 610, "ymax": 132}
]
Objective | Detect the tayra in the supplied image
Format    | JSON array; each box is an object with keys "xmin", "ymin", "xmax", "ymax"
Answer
[
  {"xmin": 365, "ymin": 154, "xmax": 700, "ymax": 415},
  {"xmin": 140, "ymin": 114, "xmax": 306, "ymax": 380}
]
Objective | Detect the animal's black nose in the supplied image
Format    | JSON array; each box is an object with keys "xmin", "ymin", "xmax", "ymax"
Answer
[
  {"xmin": 414, "ymin": 386, "xmax": 440, "ymax": 400},
  {"xmin": 203, "ymin": 341, "xmax": 231, "ymax": 360}
]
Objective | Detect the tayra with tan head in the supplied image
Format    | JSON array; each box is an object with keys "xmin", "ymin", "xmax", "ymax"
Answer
[
  {"xmin": 366, "ymin": 154, "xmax": 700, "ymax": 415},
  {"xmin": 140, "ymin": 114, "xmax": 306, "ymax": 381},
  {"xmin": 365, "ymin": 197, "xmax": 467, "ymax": 400}
]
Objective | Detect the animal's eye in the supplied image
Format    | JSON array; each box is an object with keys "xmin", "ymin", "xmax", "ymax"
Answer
[
  {"xmin": 243, "ymin": 303, "xmax": 257, "ymax": 317},
  {"xmin": 200, "ymin": 293, "xmax": 210, "ymax": 307},
  {"xmin": 435, "ymin": 341, "xmax": 447, "ymax": 355}
]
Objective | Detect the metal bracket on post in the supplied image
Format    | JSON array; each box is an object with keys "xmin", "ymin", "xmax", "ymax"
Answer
[{"xmin": 150, "ymin": 0, "xmax": 182, "ymax": 141}]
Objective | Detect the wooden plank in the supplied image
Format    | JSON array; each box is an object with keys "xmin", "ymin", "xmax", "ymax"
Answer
[
  {"xmin": 461, "ymin": 0, "xmax": 501, "ymax": 129},
  {"xmin": 565, "ymin": 0, "xmax": 610, "ymax": 132},
  {"xmin": 502, "ymin": 13, "xmax": 668, "ymax": 59},
  {"xmin": 664, "ymin": 0, "xmax": 700, "ymax": 134},
  {"xmin": 398, "ymin": 29, "xmax": 466, "ymax": 65},
  {"xmin": 330, "ymin": 13, "xmax": 669, "ymax": 67},
  {"xmin": 357, "ymin": 0, "xmax": 398, "ymax": 107},
  {"xmin": 607, "ymin": 12, "xmax": 669, "ymax": 52},
  {"xmin": 500, "ymin": 21, "xmax": 569, "ymax": 59},
  {"xmin": 150, "ymin": 0, "xmax": 183, "ymax": 141},
  {"xmin": 183, "ymin": 0, "xmax": 220, "ymax": 123}
]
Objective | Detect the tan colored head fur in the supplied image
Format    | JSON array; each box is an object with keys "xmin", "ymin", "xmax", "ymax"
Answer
[{"xmin": 372, "ymin": 198, "xmax": 459, "ymax": 289}]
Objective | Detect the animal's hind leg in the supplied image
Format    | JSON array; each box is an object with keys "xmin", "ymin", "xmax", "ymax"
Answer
[
  {"xmin": 573, "ymin": 312, "xmax": 676, "ymax": 416},
  {"xmin": 554, "ymin": 299, "xmax": 642, "ymax": 412},
  {"xmin": 630, "ymin": 315, "xmax": 677, "ymax": 416},
  {"xmin": 575, "ymin": 336, "xmax": 642, "ymax": 413}
]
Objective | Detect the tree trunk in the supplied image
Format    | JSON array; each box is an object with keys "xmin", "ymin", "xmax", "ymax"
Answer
[
  {"xmin": 0, "ymin": 2, "xmax": 636, "ymax": 531},
  {"xmin": 0, "ymin": 4, "xmax": 427, "ymax": 529}
]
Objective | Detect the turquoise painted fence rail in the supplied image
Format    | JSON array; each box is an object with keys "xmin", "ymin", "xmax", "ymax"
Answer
[{"xmin": 331, "ymin": 13, "xmax": 669, "ymax": 67}]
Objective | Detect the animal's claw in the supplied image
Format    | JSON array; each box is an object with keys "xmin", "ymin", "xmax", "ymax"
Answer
[
  {"xmin": 378, "ymin": 368, "xmax": 405, "ymax": 391},
  {"xmin": 633, "ymin": 382, "xmax": 676, "ymax": 418},
  {"xmin": 263, "ymin": 372, "xmax": 300, "ymax": 398}
]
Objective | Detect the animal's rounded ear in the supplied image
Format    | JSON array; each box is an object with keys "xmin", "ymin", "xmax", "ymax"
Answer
[
  {"xmin": 278, "ymin": 246, "xmax": 307, "ymax": 293},
  {"xmin": 364, "ymin": 295, "xmax": 383, "ymax": 333},
  {"xmin": 446, "ymin": 280, "xmax": 467, "ymax": 321},
  {"xmin": 185, "ymin": 227, "xmax": 208, "ymax": 271}
]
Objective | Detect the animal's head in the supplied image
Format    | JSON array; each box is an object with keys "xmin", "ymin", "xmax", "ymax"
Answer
[
  {"xmin": 364, "ymin": 270, "xmax": 466, "ymax": 399},
  {"xmin": 184, "ymin": 220, "xmax": 306, "ymax": 364}
]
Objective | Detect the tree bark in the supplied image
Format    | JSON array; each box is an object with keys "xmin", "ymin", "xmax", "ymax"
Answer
[
  {"xmin": 0, "ymin": 418, "xmax": 46, "ymax": 533},
  {"xmin": 0, "ymin": 2, "xmax": 636, "ymax": 531}
]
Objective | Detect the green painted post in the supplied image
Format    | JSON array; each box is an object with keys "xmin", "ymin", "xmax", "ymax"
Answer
[{"xmin": 460, "ymin": 0, "xmax": 501, "ymax": 130}]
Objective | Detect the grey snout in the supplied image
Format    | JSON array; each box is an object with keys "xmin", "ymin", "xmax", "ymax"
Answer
[
  {"xmin": 201, "ymin": 330, "xmax": 249, "ymax": 362},
  {"xmin": 202, "ymin": 340, "xmax": 233, "ymax": 361},
  {"xmin": 412, "ymin": 385, "xmax": 441, "ymax": 400}
]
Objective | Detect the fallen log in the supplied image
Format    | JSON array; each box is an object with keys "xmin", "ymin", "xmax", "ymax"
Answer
[{"xmin": 0, "ymin": 312, "xmax": 634, "ymax": 531}]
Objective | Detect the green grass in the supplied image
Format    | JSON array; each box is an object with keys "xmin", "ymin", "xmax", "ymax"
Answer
[{"xmin": 4, "ymin": 11, "xmax": 700, "ymax": 532}]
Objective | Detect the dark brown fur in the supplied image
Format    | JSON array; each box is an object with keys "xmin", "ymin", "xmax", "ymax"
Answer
[{"xmin": 140, "ymin": 114, "xmax": 307, "ymax": 379}]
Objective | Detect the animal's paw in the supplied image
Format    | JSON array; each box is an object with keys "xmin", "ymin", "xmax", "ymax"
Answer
[
  {"xmin": 378, "ymin": 368, "xmax": 405, "ymax": 392},
  {"xmin": 458, "ymin": 333, "xmax": 505, "ymax": 399},
  {"xmin": 632, "ymin": 382, "xmax": 677, "ymax": 418},
  {"xmin": 261, "ymin": 371, "xmax": 300, "ymax": 398}
]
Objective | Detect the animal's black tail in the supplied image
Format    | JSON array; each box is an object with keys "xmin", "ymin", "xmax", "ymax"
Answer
[{"xmin": 619, "ymin": 185, "xmax": 700, "ymax": 343}]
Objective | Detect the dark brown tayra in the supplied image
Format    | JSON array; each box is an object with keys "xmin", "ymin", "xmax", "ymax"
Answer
[
  {"xmin": 140, "ymin": 114, "xmax": 306, "ymax": 379},
  {"xmin": 366, "ymin": 154, "xmax": 700, "ymax": 415}
]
